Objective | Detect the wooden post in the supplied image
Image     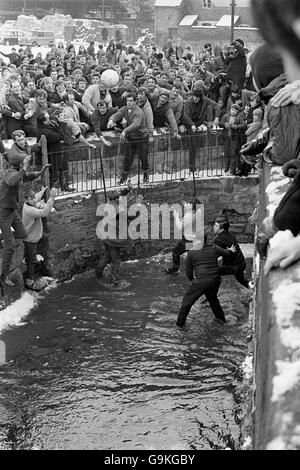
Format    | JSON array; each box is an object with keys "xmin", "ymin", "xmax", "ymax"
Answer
[{"xmin": 231, "ymin": 1, "xmax": 236, "ymax": 43}]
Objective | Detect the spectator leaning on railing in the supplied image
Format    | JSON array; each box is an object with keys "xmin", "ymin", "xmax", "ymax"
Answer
[
  {"xmin": 249, "ymin": 0, "xmax": 300, "ymax": 274},
  {"xmin": 107, "ymin": 92, "xmax": 150, "ymax": 185}
]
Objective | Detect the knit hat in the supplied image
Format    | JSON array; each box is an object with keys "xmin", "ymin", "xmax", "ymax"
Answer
[
  {"xmin": 250, "ymin": 43, "xmax": 284, "ymax": 90},
  {"xmin": 8, "ymin": 153, "xmax": 25, "ymax": 167},
  {"xmin": 159, "ymin": 90, "xmax": 169, "ymax": 98},
  {"xmin": 231, "ymin": 104, "xmax": 241, "ymax": 111},
  {"xmin": 193, "ymin": 79, "xmax": 205, "ymax": 91},
  {"xmin": 253, "ymin": 108, "xmax": 263, "ymax": 117}
]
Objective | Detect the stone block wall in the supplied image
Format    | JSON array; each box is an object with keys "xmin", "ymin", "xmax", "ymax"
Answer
[
  {"xmin": 252, "ymin": 165, "xmax": 300, "ymax": 450},
  {"xmin": 43, "ymin": 176, "xmax": 258, "ymax": 280}
]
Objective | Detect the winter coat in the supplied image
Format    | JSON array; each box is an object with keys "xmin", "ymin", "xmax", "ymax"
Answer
[
  {"xmin": 267, "ymin": 102, "xmax": 300, "ymax": 164},
  {"xmin": 182, "ymin": 96, "xmax": 214, "ymax": 128},
  {"xmin": 22, "ymin": 195, "xmax": 54, "ymax": 243},
  {"xmin": 226, "ymin": 54, "xmax": 247, "ymax": 91},
  {"xmin": 90, "ymin": 108, "xmax": 118, "ymax": 137},
  {"xmin": 138, "ymin": 99, "xmax": 154, "ymax": 136},
  {"xmin": 151, "ymin": 97, "xmax": 178, "ymax": 133},
  {"xmin": 82, "ymin": 85, "xmax": 112, "ymax": 113},
  {"xmin": 109, "ymin": 104, "xmax": 149, "ymax": 140}
]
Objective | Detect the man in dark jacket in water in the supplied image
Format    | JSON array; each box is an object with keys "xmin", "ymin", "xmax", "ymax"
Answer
[
  {"xmin": 213, "ymin": 216, "xmax": 249, "ymax": 288},
  {"xmin": 95, "ymin": 186, "xmax": 136, "ymax": 284},
  {"xmin": 176, "ymin": 233, "xmax": 232, "ymax": 327}
]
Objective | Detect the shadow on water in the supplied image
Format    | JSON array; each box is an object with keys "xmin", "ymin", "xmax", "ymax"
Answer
[{"xmin": 0, "ymin": 254, "xmax": 250, "ymax": 450}]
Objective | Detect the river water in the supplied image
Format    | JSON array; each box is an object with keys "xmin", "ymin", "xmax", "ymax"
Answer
[{"xmin": 0, "ymin": 254, "xmax": 250, "ymax": 450}]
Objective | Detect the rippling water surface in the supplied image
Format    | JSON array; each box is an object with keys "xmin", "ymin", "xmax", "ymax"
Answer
[{"xmin": 0, "ymin": 255, "xmax": 250, "ymax": 450}]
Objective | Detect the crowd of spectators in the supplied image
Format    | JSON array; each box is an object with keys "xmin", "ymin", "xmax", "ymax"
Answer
[
  {"xmin": 0, "ymin": 36, "xmax": 269, "ymax": 184},
  {"xmin": 2, "ymin": 18, "xmax": 300, "ymax": 289}
]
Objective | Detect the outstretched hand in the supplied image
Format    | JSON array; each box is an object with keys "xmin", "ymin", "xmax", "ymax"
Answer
[{"xmin": 264, "ymin": 232, "xmax": 300, "ymax": 275}]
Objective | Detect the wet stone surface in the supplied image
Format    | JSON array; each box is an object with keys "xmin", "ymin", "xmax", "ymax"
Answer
[{"xmin": 0, "ymin": 255, "xmax": 250, "ymax": 450}]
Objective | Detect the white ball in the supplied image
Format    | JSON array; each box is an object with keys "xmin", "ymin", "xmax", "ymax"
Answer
[{"xmin": 101, "ymin": 69, "xmax": 120, "ymax": 88}]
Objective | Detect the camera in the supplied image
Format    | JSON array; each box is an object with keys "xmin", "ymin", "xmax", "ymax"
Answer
[{"xmin": 216, "ymin": 72, "xmax": 230, "ymax": 84}]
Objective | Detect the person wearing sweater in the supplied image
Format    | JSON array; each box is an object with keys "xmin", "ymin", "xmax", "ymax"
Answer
[
  {"xmin": 22, "ymin": 187, "xmax": 56, "ymax": 291},
  {"xmin": 136, "ymin": 88, "xmax": 154, "ymax": 139},
  {"xmin": 90, "ymin": 101, "xmax": 118, "ymax": 139},
  {"xmin": 107, "ymin": 93, "xmax": 150, "ymax": 184},
  {"xmin": 213, "ymin": 216, "xmax": 249, "ymax": 289},
  {"xmin": 82, "ymin": 82, "xmax": 112, "ymax": 114},
  {"xmin": 245, "ymin": 108, "xmax": 263, "ymax": 142}
]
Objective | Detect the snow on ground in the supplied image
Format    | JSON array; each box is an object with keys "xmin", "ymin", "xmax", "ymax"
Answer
[{"xmin": 0, "ymin": 292, "xmax": 37, "ymax": 334}]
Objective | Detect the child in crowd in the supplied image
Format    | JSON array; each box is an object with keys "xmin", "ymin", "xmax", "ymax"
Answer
[
  {"xmin": 221, "ymin": 104, "xmax": 247, "ymax": 175},
  {"xmin": 245, "ymin": 108, "xmax": 264, "ymax": 142}
]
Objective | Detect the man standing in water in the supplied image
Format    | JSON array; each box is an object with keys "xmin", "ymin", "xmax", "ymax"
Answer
[
  {"xmin": 213, "ymin": 216, "xmax": 249, "ymax": 289},
  {"xmin": 164, "ymin": 197, "xmax": 203, "ymax": 274},
  {"xmin": 176, "ymin": 233, "xmax": 231, "ymax": 327},
  {"xmin": 95, "ymin": 186, "xmax": 135, "ymax": 285}
]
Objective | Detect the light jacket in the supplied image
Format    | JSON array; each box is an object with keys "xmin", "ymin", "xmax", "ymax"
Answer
[
  {"xmin": 109, "ymin": 104, "xmax": 149, "ymax": 140},
  {"xmin": 22, "ymin": 194, "xmax": 54, "ymax": 243},
  {"xmin": 82, "ymin": 85, "xmax": 112, "ymax": 112}
]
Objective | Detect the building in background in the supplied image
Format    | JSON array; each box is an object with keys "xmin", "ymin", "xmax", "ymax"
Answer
[{"xmin": 154, "ymin": 0, "xmax": 260, "ymax": 48}]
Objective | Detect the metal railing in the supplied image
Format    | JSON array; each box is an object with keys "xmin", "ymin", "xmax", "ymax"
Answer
[{"xmin": 30, "ymin": 130, "xmax": 259, "ymax": 196}]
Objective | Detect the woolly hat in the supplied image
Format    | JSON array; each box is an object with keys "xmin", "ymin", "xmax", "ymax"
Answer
[
  {"xmin": 231, "ymin": 104, "xmax": 241, "ymax": 111},
  {"xmin": 8, "ymin": 153, "xmax": 25, "ymax": 167},
  {"xmin": 193, "ymin": 79, "xmax": 205, "ymax": 91},
  {"xmin": 159, "ymin": 90, "xmax": 169, "ymax": 98},
  {"xmin": 250, "ymin": 43, "xmax": 284, "ymax": 90},
  {"xmin": 253, "ymin": 108, "xmax": 263, "ymax": 117}
]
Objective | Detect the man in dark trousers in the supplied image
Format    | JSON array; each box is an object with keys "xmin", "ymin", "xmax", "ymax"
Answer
[
  {"xmin": 107, "ymin": 93, "xmax": 150, "ymax": 184},
  {"xmin": 95, "ymin": 186, "xmax": 135, "ymax": 285},
  {"xmin": 0, "ymin": 152, "xmax": 50, "ymax": 287},
  {"xmin": 213, "ymin": 216, "xmax": 249, "ymax": 288},
  {"xmin": 176, "ymin": 233, "xmax": 230, "ymax": 328}
]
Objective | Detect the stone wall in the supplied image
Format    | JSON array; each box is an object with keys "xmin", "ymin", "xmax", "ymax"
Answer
[
  {"xmin": 43, "ymin": 176, "xmax": 258, "ymax": 280},
  {"xmin": 252, "ymin": 165, "xmax": 300, "ymax": 450}
]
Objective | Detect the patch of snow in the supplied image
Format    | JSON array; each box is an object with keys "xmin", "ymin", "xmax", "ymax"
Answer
[
  {"xmin": 281, "ymin": 327, "xmax": 300, "ymax": 350},
  {"xmin": 0, "ymin": 292, "xmax": 37, "ymax": 334},
  {"xmin": 266, "ymin": 177, "xmax": 290, "ymax": 216},
  {"xmin": 266, "ymin": 436, "xmax": 286, "ymax": 450},
  {"xmin": 272, "ymin": 360, "xmax": 300, "ymax": 401},
  {"xmin": 272, "ymin": 279, "xmax": 300, "ymax": 350},
  {"xmin": 242, "ymin": 355, "xmax": 253, "ymax": 380},
  {"xmin": 272, "ymin": 280, "xmax": 300, "ymax": 327},
  {"xmin": 242, "ymin": 436, "xmax": 252, "ymax": 449}
]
